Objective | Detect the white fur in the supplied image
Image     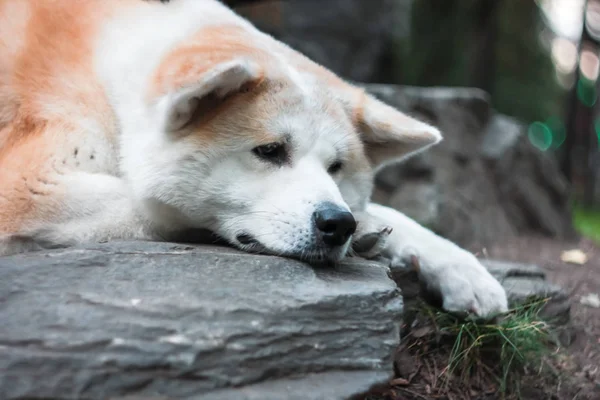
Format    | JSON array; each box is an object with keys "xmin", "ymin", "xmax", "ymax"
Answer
[{"xmin": 85, "ymin": 2, "xmax": 368, "ymax": 262}]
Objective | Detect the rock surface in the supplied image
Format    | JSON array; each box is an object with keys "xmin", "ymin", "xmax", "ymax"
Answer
[
  {"xmin": 483, "ymin": 259, "xmax": 571, "ymax": 324},
  {"xmin": 365, "ymin": 84, "xmax": 576, "ymax": 249},
  {"xmin": 1, "ymin": 240, "xmax": 573, "ymax": 399},
  {"xmin": 0, "ymin": 241, "xmax": 402, "ymax": 400}
]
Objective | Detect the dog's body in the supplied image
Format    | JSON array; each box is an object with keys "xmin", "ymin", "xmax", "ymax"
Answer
[{"xmin": 0, "ymin": 0, "xmax": 507, "ymax": 316}]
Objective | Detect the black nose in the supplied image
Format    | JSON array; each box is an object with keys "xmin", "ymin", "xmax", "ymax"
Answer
[{"xmin": 313, "ymin": 202, "xmax": 357, "ymax": 246}]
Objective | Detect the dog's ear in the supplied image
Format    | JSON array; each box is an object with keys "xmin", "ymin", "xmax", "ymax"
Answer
[
  {"xmin": 353, "ymin": 92, "xmax": 442, "ymax": 170},
  {"xmin": 154, "ymin": 58, "xmax": 263, "ymax": 133}
]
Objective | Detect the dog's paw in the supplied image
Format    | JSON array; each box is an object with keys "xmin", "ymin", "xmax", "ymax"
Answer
[
  {"xmin": 351, "ymin": 212, "xmax": 393, "ymax": 259},
  {"xmin": 396, "ymin": 252, "xmax": 508, "ymax": 318}
]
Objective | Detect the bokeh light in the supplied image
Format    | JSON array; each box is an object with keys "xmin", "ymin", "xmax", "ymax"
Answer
[
  {"xmin": 580, "ymin": 49, "xmax": 600, "ymax": 81},
  {"xmin": 528, "ymin": 116, "xmax": 567, "ymax": 151},
  {"xmin": 528, "ymin": 121, "xmax": 554, "ymax": 151},
  {"xmin": 577, "ymin": 76, "xmax": 598, "ymax": 107},
  {"xmin": 551, "ymin": 37, "xmax": 578, "ymax": 74}
]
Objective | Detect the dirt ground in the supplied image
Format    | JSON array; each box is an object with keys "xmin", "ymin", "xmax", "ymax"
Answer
[
  {"xmin": 373, "ymin": 236, "xmax": 600, "ymax": 400},
  {"xmin": 485, "ymin": 236, "xmax": 600, "ymax": 398}
]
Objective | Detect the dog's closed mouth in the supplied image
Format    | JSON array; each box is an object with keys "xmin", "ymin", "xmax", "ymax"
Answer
[
  {"xmin": 235, "ymin": 233, "xmax": 268, "ymax": 253},
  {"xmin": 236, "ymin": 233, "xmax": 258, "ymax": 245},
  {"xmin": 234, "ymin": 233, "xmax": 344, "ymax": 265}
]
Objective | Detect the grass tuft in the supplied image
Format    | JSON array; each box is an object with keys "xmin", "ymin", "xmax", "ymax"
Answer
[
  {"xmin": 399, "ymin": 296, "xmax": 557, "ymax": 399},
  {"xmin": 440, "ymin": 298, "xmax": 551, "ymax": 395}
]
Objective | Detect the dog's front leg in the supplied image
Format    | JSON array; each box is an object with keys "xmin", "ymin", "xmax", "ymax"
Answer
[
  {"xmin": 353, "ymin": 203, "xmax": 508, "ymax": 318},
  {"xmin": 3, "ymin": 172, "xmax": 155, "ymax": 255}
]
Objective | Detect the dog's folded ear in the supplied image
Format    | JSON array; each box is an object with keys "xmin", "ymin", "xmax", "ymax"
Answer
[
  {"xmin": 353, "ymin": 92, "xmax": 442, "ymax": 170},
  {"xmin": 152, "ymin": 58, "xmax": 263, "ymax": 133}
]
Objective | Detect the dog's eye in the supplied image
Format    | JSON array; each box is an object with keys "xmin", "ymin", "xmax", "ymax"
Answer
[
  {"xmin": 252, "ymin": 142, "xmax": 287, "ymax": 165},
  {"xmin": 327, "ymin": 160, "xmax": 343, "ymax": 174}
]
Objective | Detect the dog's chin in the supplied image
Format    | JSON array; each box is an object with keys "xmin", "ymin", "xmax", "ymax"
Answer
[{"xmin": 233, "ymin": 233, "xmax": 347, "ymax": 265}]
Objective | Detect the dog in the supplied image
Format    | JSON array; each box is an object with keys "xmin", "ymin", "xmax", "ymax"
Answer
[{"xmin": 0, "ymin": 0, "xmax": 507, "ymax": 317}]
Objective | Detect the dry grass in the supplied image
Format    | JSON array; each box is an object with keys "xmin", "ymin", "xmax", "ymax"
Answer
[{"xmin": 373, "ymin": 296, "xmax": 565, "ymax": 400}]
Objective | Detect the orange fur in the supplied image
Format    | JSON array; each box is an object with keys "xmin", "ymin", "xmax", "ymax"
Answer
[
  {"xmin": 0, "ymin": 0, "xmax": 135, "ymax": 233},
  {"xmin": 150, "ymin": 25, "xmax": 269, "ymax": 99},
  {"xmin": 1, "ymin": 0, "xmax": 129, "ymax": 145}
]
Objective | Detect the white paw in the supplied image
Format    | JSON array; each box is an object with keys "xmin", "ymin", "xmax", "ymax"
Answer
[
  {"xmin": 353, "ymin": 203, "xmax": 508, "ymax": 318},
  {"xmin": 394, "ymin": 252, "xmax": 508, "ymax": 318}
]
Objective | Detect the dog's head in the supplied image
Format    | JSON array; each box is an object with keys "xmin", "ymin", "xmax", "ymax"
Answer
[{"xmin": 134, "ymin": 26, "xmax": 441, "ymax": 262}]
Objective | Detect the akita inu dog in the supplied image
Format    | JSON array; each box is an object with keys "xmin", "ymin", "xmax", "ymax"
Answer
[{"xmin": 0, "ymin": 0, "xmax": 507, "ymax": 316}]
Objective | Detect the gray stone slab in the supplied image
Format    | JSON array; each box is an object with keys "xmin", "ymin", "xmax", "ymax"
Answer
[
  {"xmin": 482, "ymin": 259, "xmax": 546, "ymax": 280},
  {"xmin": 199, "ymin": 371, "xmax": 389, "ymax": 400},
  {"xmin": 482, "ymin": 259, "xmax": 570, "ymax": 324},
  {"xmin": 362, "ymin": 84, "xmax": 575, "ymax": 248},
  {"xmin": 480, "ymin": 114, "xmax": 524, "ymax": 161},
  {"xmin": 0, "ymin": 241, "xmax": 402, "ymax": 399}
]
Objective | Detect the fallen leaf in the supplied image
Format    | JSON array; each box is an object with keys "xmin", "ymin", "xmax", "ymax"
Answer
[
  {"xmin": 580, "ymin": 293, "xmax": 600, "ymax": 308},
  {"xmin": 560, "ymin": 249, "xmax": 588, "ymax": 265},
  {"xmin": 390, "ymin": 377, "xmax": 410, "ymax": 386}
]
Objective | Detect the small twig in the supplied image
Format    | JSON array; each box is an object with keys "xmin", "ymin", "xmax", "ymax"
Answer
[
  {"xmin": 408, "ymin": 363, "xmax": 423, "ymax": 384},
  {"xmin": 422, "ymin": 357, "xmax": 434, "ymax": 386},
  {"xmin": 431, "ymin": 356, "xmax": 439, "ymax": 389}
]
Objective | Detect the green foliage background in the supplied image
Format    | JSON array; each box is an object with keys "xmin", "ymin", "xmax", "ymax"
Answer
[{"xmin": 390, "ymin": 0, "xmax": 566, "ymax": 123}]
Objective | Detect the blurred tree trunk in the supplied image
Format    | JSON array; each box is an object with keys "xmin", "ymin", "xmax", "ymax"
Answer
[
  {"xmin": 561, "ymin": 0, "xmax": 600, "ymax": 207},
  {"xmin": 469, "ymin": 0, "xmax": 500, "ymax": 95},
  {"xmin": 561, "ymin": 68, "xmax": 580, "ymax": 182},
  {"xmin": 405, "ymin": 0, "xmax": 560, "ymax": 122},
  {"xmin": 407, "ymin": 0, "xmax": 466, "ymax": 86}
]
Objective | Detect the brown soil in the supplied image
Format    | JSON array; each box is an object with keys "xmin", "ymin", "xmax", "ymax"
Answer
[
  {"xmin": 485, "ymin": 236, "xmax": 600, "ymax": 398},
  {"xmin": 368, "ymin": 236, "xmax": 600, "ymax": 400}
]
